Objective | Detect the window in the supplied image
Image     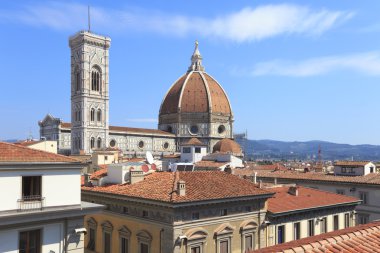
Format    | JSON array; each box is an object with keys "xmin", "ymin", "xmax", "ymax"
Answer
[
  {"xmin": 336, "ymin": 189, "xmax": 345, "ymax": 195},
  {"xmin": 192, "ymin": 212, "xmax": 200, "ymax": 220},
  {"xmin": 123, "ymin": 207, "xmax": 128, "ymax": 214},
  {"xmin": 104, "ymin": 156, "xmax": 108, "ymax": 161},
  {"xmin": 91, "ymin": 108, "xmax": 95, "ymax": 121},
  {"xmin": 359, "ymin": 191, "xmax": 368, "ymax": 205},
  {"xmin": 97, "ymin": 109, "xmax": 102, "ymax": 122},
  {"xmin": 308, "ymin": 220, "xmax": 314, "ymax": 236},
  {"xmin": 119, "ymin": 226, "xmax": 131, "ymax": 253},
  {"xmin": 19, "ymin": 229, "xmax": 41, "ymax": 253},
  {"xmin": 120, "ymin": 237, "xmax": 129, "ymax": 253},
  {"xmin": 183, "ymin": 147, "xmax": 191, "ymax": 153},
  {"xmin": 293, "ymin": 222, "xmax": 300, "ymax": 240},
  {"xmin": 333, "ymin": 215, "xmax": 339, "ymax": 230},
  {"xmin": 219, "ymin": 240, "xmax": 229, "ymax": 253},
  {"xmin": 101, "ymin": 221, "xmax": 113, "ymax": 253},
  {"xmin": 91, "ymin": 68, "xmax": 101, "ymax": 91},
  {"xmin": 191, "ymin": 246, "xmax": 200, "ymax": 253},
  {"xmin": 87, "ymin": 228, "xmax": 96, "ymax": 250},
  {"xmin": 220, "ymin": 209, "xmax": 228, "ymax": 216},
  {"xmin": 277, "ymin": 225, "xmax": 285, "ymax": 244},
  {"xmin": 244, "ymin": 234, "xmax": 253, "ymax": 251},
  {"xmin": 104, "ymin": 232, "xmax": 111, "ymax": 253},
  {"xmin": 138, "ymin": 141, "xmax": 144, "ymax": 149},
  {"xmin": 76, "ymin": 72, "xmax": 81, "ymax": 91},
  {"xmin": 344, "ymin": 213, "xmax": 350, "ymax": 228},
  {"xmin": 190, "ymin": 125, "xmax": 199, "ymax": 134},
  {"xmin": 358, "ymin": 214, "xmax": 369, "ymax": 224},
  {"xmin": 22, "ymin": 176, "xmax": 42, "ymax": 199},
  {"xmin": 142, "ymin": 210, "xmax": 148, "ymax": 218},
  {"xmin": 218, "ymin": 125, "xmax": 226, "ymax": 134},
  {"xmin": 97, "ymin": 138, "xmax": 102, "ymax": 149},
  {"xmin": 110, "ymin": 140, "xmax": 116, "ymax": 147},
  {"xmin": 140, "ymin": 243, "xmax": 149, "ymax": 253},
  {"xmin": 90, "ymin": 137, "xmax": 95, "ymax": 149},
  {"xmin": 245, "ymin": 206, "xmax": 252, "ymax": 212},
  {"xmin": 320, "ymin": 217, "xmax": 327, "ymax": 233},
  {"xmin": 195, "ymin": 147, "xmax": 201, "ymax": 153},
  {"xmin": 163, "ymin": 142, "xmax": 169, "ymax": 149}
]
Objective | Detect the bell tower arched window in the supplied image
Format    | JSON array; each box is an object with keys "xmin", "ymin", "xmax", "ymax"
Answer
[
  {"xmin": 90, "ymin": 108, "xmax": 95, "ymax": 122},
  {"xmin": 90, "ymin": 137, "xmax": 95, "ymax": 149},
  {"xmin": 91, "ymin": 67, "xmax": 101, "ymax": 92},
  {"xmin": 97, "ymin": 138, "xmax": 102, "ymax": 148},
  {"xmin": 97, "ymin": 109, "xmax": 102, "ymax": 122},
  {"xmin": 75, "ymin": 71, "xmax": 81, "ymax": 91}
]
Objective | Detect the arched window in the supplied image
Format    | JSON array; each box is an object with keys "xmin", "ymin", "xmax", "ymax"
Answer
[
  {"xmin": 78, "ymin": 111, "xmax": 81, "ymax": 122},
  {"xmin": 97, "ymin": 109, "xmax": 102, "ymax": 122},
  {"xmin": 97, "ymin": 138, "xmax": 102, "ymax": 148},
  {"xmin": 78, "ymin": 137, "xmax": 81, "ymax": 150},
  {"xmin": 90, "ymin": 108, "xmax": 95, "ymax": 122},
  {"xmin": 90, "ymin": 137, "xmax": 95, "ymax": 149},
  {"xmin": 91, "ymin": 68, "xmax": 101, "ymax": 92},
  {"xmin": 75, "ymin": 71, "xmax": 81, "ymax": 91}
]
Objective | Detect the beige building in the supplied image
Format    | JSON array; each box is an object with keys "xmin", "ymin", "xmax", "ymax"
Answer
[{"xmin": 82, "ymin": 171, "xmax": 272, "ymax": 253}]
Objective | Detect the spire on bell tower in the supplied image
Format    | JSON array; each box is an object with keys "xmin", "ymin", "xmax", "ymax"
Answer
[{"xmin": 188, "ymin": 40, "xmax": 205, "ymax": 72}]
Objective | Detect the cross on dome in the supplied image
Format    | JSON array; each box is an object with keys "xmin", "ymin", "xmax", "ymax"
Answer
[{"xmin": 188, "ymin": 40, "xmax": 205, "ymax": 72}]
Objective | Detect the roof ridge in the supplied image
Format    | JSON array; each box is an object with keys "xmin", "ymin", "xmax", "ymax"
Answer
[{"xmin": 169, "ymin": 171, "xmax": 179, "ymax": 202}]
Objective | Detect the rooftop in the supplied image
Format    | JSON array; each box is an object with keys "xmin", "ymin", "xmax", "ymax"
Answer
[
  {"xmin": 334, "ymin": 161, "xmax": 372, "ymax": 166},
  {"xmin": 267, "ymin": 186, "xmax": 360, "ymax": 214},
  {"xmin": 82, "ymin": 171, "xmax": 272, "ymax": 204},
  {"xmin": 234, "ymin": 169, "xmax": 380, "ymax": 186},
  {"xmin": 252, "ymin": 221, "xmax": 380, "ymax": 253},
  {"xmin": 0, "ymin": 142, "xmax": 80, "ymax": 163}
]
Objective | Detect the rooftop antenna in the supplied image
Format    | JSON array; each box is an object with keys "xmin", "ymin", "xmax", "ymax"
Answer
[{"xmin": 88, "ymin": 5, "xmax": 91, "ymax": 32}]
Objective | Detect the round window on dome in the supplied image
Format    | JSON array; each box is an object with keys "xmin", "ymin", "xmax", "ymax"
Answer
[
  {"xmin": 138, "ymin": 141, "xmax": 144, "ymax": 149},
  {"xmin": 109, "ymin": 139, "xmax": 116, "ymax": 147},
  {"xmin": 190, "ymin": 125, "xmax": 199, "ymax": 134},
  {"xmin": 167, "ymin": 126, "xmax": 173, "ymax": 133},
  {"xmin": 218, "ymin": 125, "xmax": 226, "ymax": 134},
  {"xmin": 163, "ymin": 142, "xmax": 169, "ymax": 149}
]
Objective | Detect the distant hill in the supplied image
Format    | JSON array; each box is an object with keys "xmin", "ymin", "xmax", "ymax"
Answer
[{"xmin": 235, "ymin": 139, "xmax": 380, "ymax": 161}]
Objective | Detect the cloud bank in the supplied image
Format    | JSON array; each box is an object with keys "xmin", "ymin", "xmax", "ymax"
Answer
[
  {"xmin": 0, "ymin": 2, "xmax": 353, "ymax": 42},
  {"xmin": 251, "ymin": 51, "xmax": 380, "ymax": 77}
]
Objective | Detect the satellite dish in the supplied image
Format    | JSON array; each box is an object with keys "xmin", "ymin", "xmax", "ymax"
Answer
[{"xmin": 146, "ymin": 151, "xmax": 154, "ymax": 164}]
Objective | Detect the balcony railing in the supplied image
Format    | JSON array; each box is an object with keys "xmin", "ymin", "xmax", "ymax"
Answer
[{"xmin": 17, "ymin": 195, "xmax": 45, "ymax": 211}]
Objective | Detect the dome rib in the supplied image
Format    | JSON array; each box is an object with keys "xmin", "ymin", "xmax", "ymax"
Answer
[{"xmin": 199, "ymin": 71, "xmax": 213, "ymax": 113}]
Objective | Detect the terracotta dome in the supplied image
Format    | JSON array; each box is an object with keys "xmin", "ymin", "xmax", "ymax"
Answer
[
  {"xmin": 159, "ymin": 42, "xmax": 232, "ymax": 116},
  {"xmin": 213, "ymin": 138, "xmax": 242, "ymax": 155}
]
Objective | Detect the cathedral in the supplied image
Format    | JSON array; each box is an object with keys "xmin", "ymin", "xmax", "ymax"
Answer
[{"xmin": 39, "ymin": 30, "xmax": 234, "ymax": 156}]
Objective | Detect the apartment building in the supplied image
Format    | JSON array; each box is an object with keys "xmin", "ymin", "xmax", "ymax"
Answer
[{"xmin": 0, "ymin": 142, "xmax": 103, "ymax": 253}]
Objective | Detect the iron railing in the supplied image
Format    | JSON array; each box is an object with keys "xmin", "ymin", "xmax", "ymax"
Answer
[{"xmin": 17, "ymin": 195, "xmax": 45, "ymax": 211}]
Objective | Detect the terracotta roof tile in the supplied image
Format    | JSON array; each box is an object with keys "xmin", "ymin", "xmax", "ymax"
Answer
[
  {"xmin": 252, "ymin": 221, "xmax": 380, "ymax": 253},
  {"xmin": 334, "ymin": 161, "xmax": 371, "ymax": 166},
  {"xmin": 267, "ymin": 186, "xmax": 360, "ymax": 214},
  {"xmin": 212, "ymin": 138, "xmax": 242, "ymax": 154},
  {"xmin": 0, "ymin": 142, "xmax": 80, "ymax": 163},
  {"xmin": 82, "ymin": 171, "xmax": 273, "ymax": 203},
  {"xmin": 194, "ymin": 161, "xmax": 228, "ymax": 169},
  {"xmin": 90, "ymin": 167, "xmax": 108, "ymax": 180},
  {"xmin": 182, "ymin": 138, "xmax": 206, "ymax": 146}
]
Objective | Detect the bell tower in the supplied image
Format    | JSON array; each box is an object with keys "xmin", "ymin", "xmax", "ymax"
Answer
[{"xmin": 69, "ymin": 31, "xmax": 111, "ymax": 154}]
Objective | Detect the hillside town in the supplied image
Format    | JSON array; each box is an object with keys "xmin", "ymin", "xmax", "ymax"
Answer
[{"xmin": 2, "ymin": 2, "xmax": 380, "ymax": 253}]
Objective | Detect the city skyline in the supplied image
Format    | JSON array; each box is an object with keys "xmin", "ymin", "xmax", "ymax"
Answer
[{"xmin": 2, "ymin": 1, "xmax": 380, "ymax": 145}]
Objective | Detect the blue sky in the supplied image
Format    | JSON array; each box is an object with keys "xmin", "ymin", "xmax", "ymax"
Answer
[{"xmin": 1, "ymin": 1, "xmax": 380, "ymax": 145}]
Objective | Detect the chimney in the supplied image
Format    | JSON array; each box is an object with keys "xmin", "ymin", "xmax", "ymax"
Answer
[
  {"xmin": 274, "ymin": 177, "xmax": 277, "ymax": 185},
  {"xmin": 253, "ymin": 172, "xmax": 257, "ymax": 184},
  {"xmin": 288, "ymin": 186, "xmax": 298, "ymax": 196},
  {"xmin": 259, "ymin": 180, "xmax": 263, "ymax": 189},
  {"xmin": 177, "ymin": 180, "xmax": 186, "ymax": 196},
  {"xmin": 83, "ymin": 173, "xmax": 90, "ymax": 186},
  {"xmin": 130, "ymin": 168, "xmax": 144, "ymax": 184}
]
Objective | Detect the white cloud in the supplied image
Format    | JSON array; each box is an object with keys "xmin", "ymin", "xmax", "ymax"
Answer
[
  {"xmin": 126, "ymin": 118, "xmax": 157, "ymax": 123},
  {"xmin": 0, "ymin": 2, "xmax": 354, "ymax": 42},
  {"xmin": 251, "ymin": 51, "xmax": 380, "ymax": 77}
]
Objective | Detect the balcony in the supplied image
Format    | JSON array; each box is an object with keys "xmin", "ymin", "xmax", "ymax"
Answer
[{"xmin": 17, "ymin": 195, "xmax": 45, "ymax": 212}]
